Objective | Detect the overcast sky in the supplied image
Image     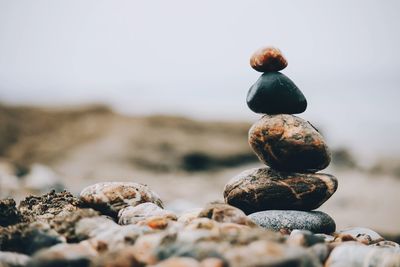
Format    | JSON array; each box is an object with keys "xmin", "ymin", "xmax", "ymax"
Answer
[{"xmin": 0, "ymin": 0, "xmax": 399, "ymax": 159}]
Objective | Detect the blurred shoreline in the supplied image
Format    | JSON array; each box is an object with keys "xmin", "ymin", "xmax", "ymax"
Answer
[{"xmin": 1, "ymin": 103, "xmax": 400, "ymax": 235}]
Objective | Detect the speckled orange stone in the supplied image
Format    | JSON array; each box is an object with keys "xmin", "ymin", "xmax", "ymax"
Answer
[
  {"xmin": 248, "ymin": 114, "xmax": 331, "ymax": 172},
  {"xmin": 250, "ymin": 46, "xmax": 288, "ymax": 72}
]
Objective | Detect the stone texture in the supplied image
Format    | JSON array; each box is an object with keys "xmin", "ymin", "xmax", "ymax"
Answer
[
  {"xmin": 90, "ymin": 247, "xmax": 142, "ymax": 267},
  {"xmin": 326, "ymin": 243, "xmax": 400, "ymax": 267},
  {"xmin": 80, "ymin": 182, "xmax": 163, "ymax": 217},
  {"xmin": 247, "ymin": 72, "xmax": 307, "ymax": 114},
  {"xmin": 0, "ymin": 251, "xmax": 31, "ymax": 267},
  {"xmin": 336, "ymin": 227, "xmax": 384, "ymax": 245},
  {"xmin": 118, "ymin": 203, "xmax": 176, "ymax": 225},
  {"xmin": 223, "ymin": 240, "xmax": 321, "ymax": 267},
  {"xmin": 371, "ymin": 240, "xmax": 400, "ymax": 251},
  {"xmin": 287, "ymin": 230, "xmax": 325, "ymax": 247},
  {"xmin": 224, "ymin": 167, "xmax": 338, "ymax": 214},
  {"xmin": 200, "ymin": 258, "xmax": 225, "ymax": 267},
  {"xmin": 250, "ymin": 46, "xmax": 288, "ymax": 72},
  {"xmin": 248, "ymin": 210, "xmax": 336, "ymax": 234},
  {"xmin": 0, "ymin": 199, "xmax": 23, "ymax": 227},
  {"xmin": 75, "ymin": 217, "xmax": 150, "ymax": 252},
  {"xmin": 27, "ymin": 243, "xmax": 97, "ymax": 267},
  {"xmin": 19, "ymin": 190, "xmax": 80, "ymax": 222},
  {"xmin": 132, "ymin": 232, "xmax": 177, "ymax": 265},
  {"xmin": 49, "ymin": 208, "xmax": 100, "ymax": 242},
  {"xmin": 0, "ymin": 222, "xmax": 64, "ymax": 255},
  {"xmin": 249, "ymin": 114, "xmax": 331, "ymax": 172},
  {"xmin": 152, "ymin": 257, "xmax": 200, "ymax": 267},
  {"xmin": 177, "ymin": 209, "xmax": 202, "ymax": 225},
  {"xmin": 197, "ymin": 202, "xmax": 256, "ymax": 227}
]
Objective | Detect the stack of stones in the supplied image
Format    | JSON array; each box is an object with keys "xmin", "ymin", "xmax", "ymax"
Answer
[{"xmin": 224, "ymin": 46, "xmax": 338, "ymax": 234}]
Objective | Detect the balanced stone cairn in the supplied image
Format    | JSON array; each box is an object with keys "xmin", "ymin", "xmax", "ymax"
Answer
[{"xmin": 224, "ymin": 46, "xmax": 338, "ymax": 234}]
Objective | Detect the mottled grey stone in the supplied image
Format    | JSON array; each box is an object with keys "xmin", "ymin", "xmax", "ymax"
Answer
[{"xmin": 248, "ymin": 210, "xmax": 336, "ymax": 234}]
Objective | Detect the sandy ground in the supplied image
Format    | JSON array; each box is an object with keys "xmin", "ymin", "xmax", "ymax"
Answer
[{"xmin": 52, "ymin": 117, "xmax": 400, "ymax": 235}]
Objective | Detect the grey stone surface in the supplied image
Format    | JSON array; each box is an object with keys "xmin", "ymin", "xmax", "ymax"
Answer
[
  {"xmin": 326, "ymin": 243, "xmax": 400, "ymax": 267},
  {"xmin": 248, "ymin": 210, "xmax": 336, "ymax": 234}
]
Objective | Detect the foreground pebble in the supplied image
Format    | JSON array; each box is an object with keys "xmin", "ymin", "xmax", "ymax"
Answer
[
  {"xmin": 80, "ymin": 182, "xmax": 163, "ymax": 217},
  {"xmin": 0, "ymin": 251, "xmax": 31, "ymax": 267},
  {"xmin": 118, "ymin": 202, "xmax": 177, "ymax": 226},
  {"xmin": 224, "ymin": 167, "xmax": 338, "ymax": 214},
  {"xmin": 19, "ymin": 190, "xmax": 80, "ymax": 222},
  {"xmin": 197, "ymin": 202, "xmax": 256, "ymax": 226},
  {"xmin": 27, "ymin": 243, "xmax": 98, "ymax": 267},
  {"xmin": 249, "ymin": 210, "xmax": 336, "ymax": 234},
  {"xmin": 326, "ymin": 243, "xmax": 400, "ymax": 267},
  {"xmin": 0, "ymin": 221, "xmax": 64, "ymax": 255},
  {"xmin": 335, "ymin": 227, "xmax": 384, "ymax": 245},
  {"xmin": 1, "ymin": 189, "xmax": 399, "ymax": 267},
  {"xmin": 224, "ymin": 240, "xmax": 321, "ymax": 267},
  {"xmin": 249, "ymin": 114, "xmax": 331, "ymax": 172}
]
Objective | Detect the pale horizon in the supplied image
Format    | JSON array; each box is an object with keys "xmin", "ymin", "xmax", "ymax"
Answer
[{"xmin": 1, "ymin": 0, "xmax": 400, "ymax": 159}]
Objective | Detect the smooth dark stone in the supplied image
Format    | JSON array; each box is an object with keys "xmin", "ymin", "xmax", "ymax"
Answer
[
  {"xmin": 224, "ymin": 167, "xmax": 338, "ymax": 214},
  {"xmin": 247, "ymin": 72, "xmax": 307, "ymax": 114},
  {"xmin": 249, "ymin": 114, "xmax": 331, "ymax": 172},
  {"xmin": 249, "ymin": 210, "xmax": 336, "ymax": 234}
]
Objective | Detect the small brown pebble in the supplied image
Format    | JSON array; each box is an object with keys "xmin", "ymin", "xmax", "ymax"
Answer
[
  {"xmin": 250, "ymin": 46, "xmax": 288, "ymax": 72},
  {"xmin": 198, "ymin": 202, "xmax": 256, "ymax": 227},
  {"xmin": 145, "ymin": 217, "xmax": 170, "ymax": 230}
]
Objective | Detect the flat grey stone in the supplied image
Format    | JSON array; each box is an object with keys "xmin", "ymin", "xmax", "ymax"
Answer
[{"xmin": 248, "ymin": 210, "xmax": 336, "ymax": 234}]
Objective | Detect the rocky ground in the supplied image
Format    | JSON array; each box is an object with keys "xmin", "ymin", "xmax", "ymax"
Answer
[{"xmin": 0, "ymin": 186, "xmax": 399, "ymax": 267}]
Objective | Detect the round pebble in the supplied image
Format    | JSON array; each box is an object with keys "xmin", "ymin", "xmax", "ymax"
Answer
[
  {"xmin": 250, "ymin": 46, "xmax": 288, "ymax": 72},
  {"xmin": 249, "ymin": 114, "xmax": 331, "ymax": 172},
  {"xmin": 80, "ymin": 182, "xmax": 163, "ymax": 216}
]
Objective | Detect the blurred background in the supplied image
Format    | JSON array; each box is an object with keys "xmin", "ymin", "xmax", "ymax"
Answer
[{"xmin": 0, "ymin": 0, "xmax": 399, "ymax": 237}]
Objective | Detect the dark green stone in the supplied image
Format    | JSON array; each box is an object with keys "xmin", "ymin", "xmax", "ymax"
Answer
[{"xmin": 247, "ymin": 72, "xmax": 307, "ymax": 114}]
